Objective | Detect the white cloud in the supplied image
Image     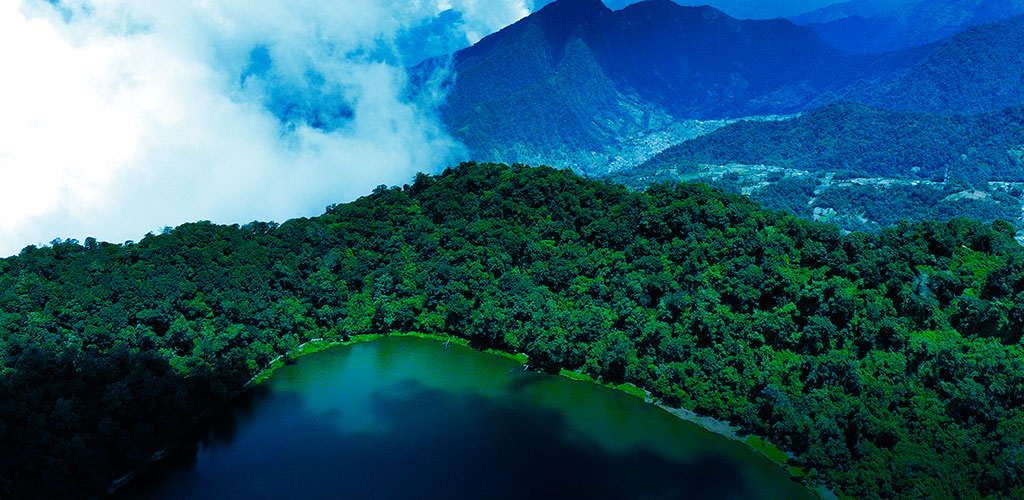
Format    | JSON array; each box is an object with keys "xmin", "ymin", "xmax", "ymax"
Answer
[{"xmin": 0, "ymin": 0, "xmax": 533, "ymax": 257}]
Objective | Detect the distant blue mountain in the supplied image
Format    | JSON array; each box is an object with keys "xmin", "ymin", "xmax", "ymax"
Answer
[
  {"xmin": 790, "ymin": 0, "xmax": 917, "ymax": 24},
  {"xmin": 819, "ymin": 14, "xmax": 1024, "ymax": 114},
  {"xmin": 542, "ymin": 0, "xmax": 848, "ymax": 19},
  {"xmin": 794, "ymin": 0, "xmax": 1024, "ymax": 53},
  {"xmin": 423, "ymin": 0, "xmax": 1024, "ymax": 175},
  {"xmin": 428, "ymin": 0, "xmax": 904, "ymax": 172}
]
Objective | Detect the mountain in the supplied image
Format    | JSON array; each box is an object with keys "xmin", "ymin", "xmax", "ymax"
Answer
[
  {"xmin": 791, "ymin": 0, "xmax": 916, "ymax": 24},
  {"xmin": 611, "ymin": 103, "xmax": 1024, "ymax": 233},
  {"xmin": 795, "ymin": 0, "xmax": 1024, "ymax": 53},
  {"xmin": 539, "ymin": 0, "xmax": 847, "ymax": 20},
  {"xmin": 428, "ymin": 0, "xmax": 903, "ymax": 174},
  {"xmin": 632, "ymin": 102, "xmax": 1024, "ymax": 182},
  {"xmin": 427, "ymin": 0, "xmax": 1024, "ymax": 175},
  {"xmin": 822, "ymin": 14, "xmax": 1024, "ymax": 114},
  {"xmin": 639, "ymin": 0, "xmax": 846, "ymax": 19}
]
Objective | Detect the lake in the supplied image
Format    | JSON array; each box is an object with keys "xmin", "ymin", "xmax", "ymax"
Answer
[{"xmin": 113, "ymin": 336, "xmax": 818, "ymax": 500}]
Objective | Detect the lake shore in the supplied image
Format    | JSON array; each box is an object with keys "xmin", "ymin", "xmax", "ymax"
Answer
[
  {"xmin": 256, "ymin": 332, "xmax": 838, "ymax": 500},
  {"xmin": 103, "ymin": 331, "xmax": 835, "ymax": 500}
]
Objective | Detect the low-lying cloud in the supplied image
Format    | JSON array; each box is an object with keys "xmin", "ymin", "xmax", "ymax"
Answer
[{"xmin": 0, "ymin": 0, "xmax": 534, "ymax": 256}]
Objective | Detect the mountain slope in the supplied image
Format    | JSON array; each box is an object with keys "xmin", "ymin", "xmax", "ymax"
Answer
[
  {"xmin": 796, "ymin": 0, "xmax": 1024, "ymax": 54},
  {"xmin": 665, "ymin": 0, "xmax": 844, "ymax": 20},
  {"xmin": 552, "ymin": 0, "xmax": 846, "ymax": 21},
  {"xmin": 430, "ymin": 0, "xmax": 900, "ymax": 174},
  {"xmin": 791, "ymin": 0, "xmax": 915, "ymax": 24},
  {"xmin": 633, "ymin": 103, "xmax": 1024, "ymax": 182},
  {"xmin": 822, "ymin": 14, "xmax": 1024, "ymax": 113},
  {"xmin": 611, "ymin": 103, "xmax": 1024, "ymax": 232}
]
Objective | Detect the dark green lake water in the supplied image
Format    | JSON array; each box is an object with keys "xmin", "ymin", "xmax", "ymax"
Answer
[{"xmin": 114, "ymin": 336, "xmax": 816, "ymax": 500}]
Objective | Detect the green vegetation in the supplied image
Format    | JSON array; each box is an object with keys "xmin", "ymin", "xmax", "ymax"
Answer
[
  {"xmin": 630, "ymin": 103, "xmax": 1024, "ymax": 184},
  {"xmin": 744, "ymin": 435, "xmax": 794, "ymax": 468},
  {"xmin": 709, "ymin": 174, "xmax": 1023, "ymax": 234},
  {"xmin": 798, "ymin": 1, "xmax": 1024, "ymax": 55},
  {"xmin": 613, "ymin": 103, "xmax": 1024, "ymax": 232},
  {"xmin": 831, "ymin": 14, "xmax": 1024, "ymax": 115},
  {"xmin": 811, "ymin": 183, "xmax": 1023, "ymax": 232},
  {"xmin": 2, "ymin": 163, "xmax": 1024, "ymax": 500}
]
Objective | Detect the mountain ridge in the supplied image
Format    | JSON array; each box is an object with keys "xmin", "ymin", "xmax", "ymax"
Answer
[
  {"xmin": 795, "ymin": 0, "xmax": 1024, "ymax": 53},
  {"xmin": 818, "ymin": 13, "xmax": 1024, "ymax": 114},
  {"xmin": 430, "ymin": 0, "xmax": 902, "ymax": 174},
  {"xmin": 611, "ymin": 102, "xmax": 1024, "ymax": 233}
]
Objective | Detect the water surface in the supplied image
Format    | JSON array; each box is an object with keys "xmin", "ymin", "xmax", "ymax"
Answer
[{"xmin": 115, "ymin": 336, "xmax": 816, "ymax": 500}]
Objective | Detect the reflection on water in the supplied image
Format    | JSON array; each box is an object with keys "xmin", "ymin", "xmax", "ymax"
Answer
[{"xmin": 114, "ymin": 337, "xmax": 816, "ymax": 500}]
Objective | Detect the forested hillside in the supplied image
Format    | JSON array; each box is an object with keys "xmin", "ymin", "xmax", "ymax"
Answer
[
  {"xmin": 821, "ymin": 14, "xmax": 1024, "ymax": 114},
  {"xmin": 794, "ymin": 0, "xmax": 1024, "ymax": 54},
  {"xmin": 2, "ymin": 164, "xmax": 1023, "ymax": 500},
  {"xmin": 790, "ymin": 0, "xmax": 915, "ymax": 25},
  {"xmin": 612, "ymin": 103, "xmax": 1024, "ymax": 233},
  {"xmin": 632, "ymin": 103, "xmax": 1024, "ymax": 182}
]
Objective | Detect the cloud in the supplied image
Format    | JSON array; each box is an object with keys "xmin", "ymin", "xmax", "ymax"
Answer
[{"xmin": 0, "ymin": 0, "xmax": 533, "ymax": 257}]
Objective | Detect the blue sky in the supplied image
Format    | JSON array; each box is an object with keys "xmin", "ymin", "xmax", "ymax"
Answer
[{"xmin": 0, "ymin": 0, "xmax": 842, "ymax": 256}]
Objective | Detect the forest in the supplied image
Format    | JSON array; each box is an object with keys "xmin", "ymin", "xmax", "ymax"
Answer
[
  {"xmin": 829, "ymin": 13, "xmax": 1024, "ymax": 115},
  {"xmin": 631, "ymin": 103, "xmax": 1024, "ymax": 185},
  {"xmin": 611, "ymin": 103, "xmax": 1024, "ymax": 233},
  {"xmin": 2, "ymin": 163, "xmax": 1023, "ymax": 500},
  {"xmin": 706, "ymin": 175, "xmax": 1023, "ymax": 234}
]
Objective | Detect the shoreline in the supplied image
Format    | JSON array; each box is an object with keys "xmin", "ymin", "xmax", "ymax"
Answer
[
  {"xmin": 262, "ymin": 333, "xmax": 838, "ymax": 499},
  {"xmin": 102, "ymin": 333, "xmax": 489, "ymax": 498},
  {"xmin": 103, "ymin": 331, "xmax": 836, "ymax": 500},
  {"xmin": 103, "ymin": 336, "xmax": 338, "ymax": 498},
  {"xmin": 553, "ymin": 368, "xmax": 837, "ymax": 500}
]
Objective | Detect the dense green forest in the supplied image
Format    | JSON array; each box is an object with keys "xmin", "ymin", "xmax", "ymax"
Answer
[
  {"xmin": 2, "ymin": 163, "xmax": 1023, "ymax": 500},
  {"xmin": 701, "ymin": 174, "xmax": 1023, "ymax": 234}
]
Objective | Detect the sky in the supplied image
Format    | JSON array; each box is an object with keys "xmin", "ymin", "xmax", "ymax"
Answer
[{"xmin": 0, "ymin": 0, "xmax": 842, "ymax": 257}]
